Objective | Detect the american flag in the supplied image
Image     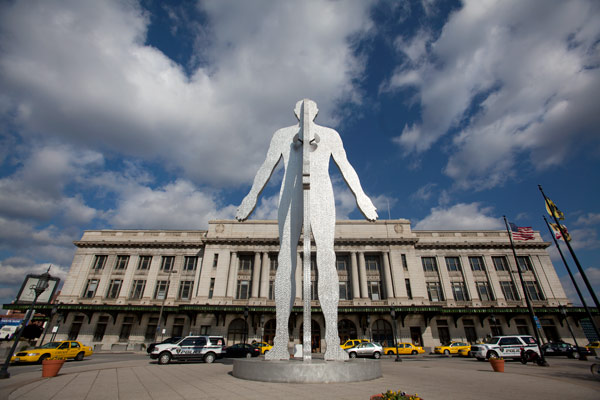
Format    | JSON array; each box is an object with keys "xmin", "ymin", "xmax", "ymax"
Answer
[{"xmin": 509, "ymin": 223, "xmax": 534, "ymax": 240}]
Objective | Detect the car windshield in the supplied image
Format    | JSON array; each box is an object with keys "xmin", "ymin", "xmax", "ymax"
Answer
[
  {"xmin": 39, "ymin": 342, "xmax": 62, "ymax": 349},
  {"xmin": 483, "ymin": 337, "xmax": 500, "ymax": 344}
]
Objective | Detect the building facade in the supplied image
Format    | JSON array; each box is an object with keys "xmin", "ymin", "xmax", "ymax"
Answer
[{"xmin": 20, "ymin": 219, "xmax": 596, "ymax": 352}]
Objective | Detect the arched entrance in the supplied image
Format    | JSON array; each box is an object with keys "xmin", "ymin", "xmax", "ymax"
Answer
[
  {"xmin": 338, "ymin": 319, "xmax": 357, "ymax": 343},
  {"xmin": 299, "ymin": 319, "xmax": 321, "ymax": 353},
  {"xmin": 372, "ymin": 319, "xmax": 393, "ymax": 347},
  {"xmin": 227, "ymin": 318, "xmax": 248, "ymax": 345},
  {"xmin": 263, "ymin": 319, "xmax": 276, "ymax": 344}
]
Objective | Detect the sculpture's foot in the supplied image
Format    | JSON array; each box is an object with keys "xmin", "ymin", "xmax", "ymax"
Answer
[
  {"xmin": 265, "ymin": 343, "xmax": 290, "ymax": 361},
  {"xmin": 324, "ymin": 345, "xmax": 349, "ymax": 361}
]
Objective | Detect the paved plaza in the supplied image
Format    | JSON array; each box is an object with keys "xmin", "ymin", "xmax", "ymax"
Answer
[{"xmin": 1, "ymin": 355, "xmax": 598, "ymax": 400}]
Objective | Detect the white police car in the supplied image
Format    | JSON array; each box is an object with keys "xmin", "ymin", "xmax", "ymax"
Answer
[
  {"xmin": 470, "ymin": 335, "xmax": 540, "ymax": 361},
  {"xmin": 150, "ymin": 335, "xmax": 225, "ymax": 365}
]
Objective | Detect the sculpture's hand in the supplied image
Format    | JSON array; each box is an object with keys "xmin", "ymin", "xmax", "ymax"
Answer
[
  {"xmin": 236, "ymin": 194, "xmax": 257, "ymax": 221},
  {"xmin": 357, "ymin": 195, "xmax": 378, "ymax": 221}
]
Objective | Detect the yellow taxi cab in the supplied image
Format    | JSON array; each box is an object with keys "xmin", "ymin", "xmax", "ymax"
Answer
[
  {"xmin": 586, "ymin": 341, "xmax": 599, "ymax": 355},
  {"xmin": 434, "ymin": 341, "xmax": 470, "ymax": 355},
  {"xmin": 252, "ymin": 341, "xmax": 273, "ymax": 354},
  {"xmin": 383, "ymin": 342, "xmax": 425, "ymax": 355},
  {"xmin": 11, "ymin": 340, "xmax": 93, "ymax": 363},
  {"xmin": 340, "ymin": 339, "xmax": 370, "ymax": 350}
]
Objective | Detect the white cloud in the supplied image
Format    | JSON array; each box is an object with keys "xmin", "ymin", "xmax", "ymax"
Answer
[
  {"xmin": 414, "ymin": 202, "xmax": 503, "ymax": 230},
  {"xmin": 574, "ymin": 213, "xmax": 600, "ymax": 227},
  {"xmin": 560, "ymin": 266, "xmax": 600, "ymax": 306},
  {"xmin": 410, "ymin": 183, "xmax": 437, "ymax": 202}
]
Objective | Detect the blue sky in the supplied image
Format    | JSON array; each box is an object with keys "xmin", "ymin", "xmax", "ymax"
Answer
[{"xmin": 0, "ymin": 0, "xmax": 599, "ymax": 312}]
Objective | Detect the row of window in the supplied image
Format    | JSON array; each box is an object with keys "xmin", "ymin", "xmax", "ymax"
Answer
[
  {"xmin": 83, "ymin": 278, "xmax": 194, "ymax": 300},
  {"xmin": 425, "ymin": 279, "xmax": 544, "ymax": 302},
  {"xmin": 421, "ymin": 255, "xmax": 533, "ymax": 273},
  {"xmin": 92, "ymin": 255, "xmax": 198, "ymax": 271}
]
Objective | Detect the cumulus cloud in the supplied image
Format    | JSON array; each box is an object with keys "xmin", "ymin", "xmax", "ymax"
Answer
[
  {"xmin": 414, "ymin": 202, "xmax": 503, "ymax": 230},
  {"xmin": 386, "ymin": 0, "xmax": 600, "ymax": 189}
]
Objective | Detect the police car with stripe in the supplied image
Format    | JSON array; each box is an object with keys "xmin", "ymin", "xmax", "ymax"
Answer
[
  {"xmin": 470, "ymin": 335, "xmax": 539, "ymax": 361},
  {"xmin": 150, "ymin": 335, "xmax": 225, "ymax": 365}
]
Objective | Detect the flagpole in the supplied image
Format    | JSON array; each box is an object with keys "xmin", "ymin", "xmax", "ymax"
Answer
[
  {"xmin": 543, "ymin": 216, "xmax": 600, "ymax": 340},
  {"xmin": 538, "ymin": 185, "xmax": 600, "ymax": 312},
  {"xmin": 503, "ymin": 216, "xmax": 548, "ymax": 366}
]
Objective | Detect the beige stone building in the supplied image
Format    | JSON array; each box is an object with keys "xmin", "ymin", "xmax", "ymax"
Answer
[{"xmin": 16, "ymin": 219, "xmax": 595, "ymax": 352}]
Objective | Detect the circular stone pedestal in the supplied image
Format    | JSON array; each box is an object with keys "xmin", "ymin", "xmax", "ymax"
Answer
[{"xmin": 232, "ymin": 358, "xmax": 382, "ymax": 383}]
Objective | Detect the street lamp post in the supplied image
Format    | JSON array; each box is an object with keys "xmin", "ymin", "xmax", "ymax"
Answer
[
  {"xmin": 390, "ymin": 308, "xmax": 401, "ymax": 362},
  {"xmin": 559, "ymin": 305, "xmax": 586, "ymax": 361},
  {"xmin": 155, "ymin": 268, "xmax": 177, "ymax": 342},
  {"xmin": 0, "ymin": 270, "xmax": 52, "ymax": 379}
]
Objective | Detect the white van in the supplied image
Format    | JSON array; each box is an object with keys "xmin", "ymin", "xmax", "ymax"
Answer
[{"xmin": 0, "ymin": 325, "xmax": 18, "ymax": 340}]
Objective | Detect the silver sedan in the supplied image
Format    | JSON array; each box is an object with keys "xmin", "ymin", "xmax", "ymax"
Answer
[{"xmin": 345, "ymin": 342, "xmax": 383, "ymax": 359}]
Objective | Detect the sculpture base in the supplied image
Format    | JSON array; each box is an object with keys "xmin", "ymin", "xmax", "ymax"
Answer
[{"xmin": 232, "ymin": 358, "xmax": 382, "ymax": 383}]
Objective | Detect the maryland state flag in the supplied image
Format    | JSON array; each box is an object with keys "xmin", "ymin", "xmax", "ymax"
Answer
[
  {"xmin": 550, "ymin": 223, "xmax": 571, "ymax": 242},
  {"xmin": 545, "ymin": 198, "xmax": 565, "ymax": 220}
]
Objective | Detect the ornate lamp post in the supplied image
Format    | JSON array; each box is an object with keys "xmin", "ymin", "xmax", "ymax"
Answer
[
  {"xmin": 0, "ymin": 269, "xmax": 52, "ymax": 379},
  {"xmin": 559, "ymin": 305, "xmax": 586, "ymax": 361},
  {"xmin": 390, "ymin": 308, "xmax": 401, "ymax": 362}
]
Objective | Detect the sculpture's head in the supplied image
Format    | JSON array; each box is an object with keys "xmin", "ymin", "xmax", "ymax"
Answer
[{"xmin": 294, "ymin": 99, "xmax": 318, "ymax": 121}]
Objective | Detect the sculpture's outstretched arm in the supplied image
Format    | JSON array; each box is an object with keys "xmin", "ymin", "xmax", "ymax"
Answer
[
  {"xmin": 236, "ymin": 134, "xmax": 283, "ymax": 221},
  {"xmin": 330, "ymin": 131, "xmax": 378, "ymax": 221}
]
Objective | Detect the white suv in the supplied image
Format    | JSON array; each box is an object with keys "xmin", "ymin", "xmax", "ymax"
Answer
[
  {"xmin": 150, "ymin": 335, "xmax": 225, "ymax": 365},
  {"xmin": 470, "ymin": 335, "xmax": 540, "ymax": 361}
]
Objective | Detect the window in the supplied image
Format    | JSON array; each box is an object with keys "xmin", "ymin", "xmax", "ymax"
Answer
[
  {"xmin": 310, "ymin": 256, "xmax": 317, "ymax": 272},
  {"xmin": 178, "ymin": 281, "xmax": 193, "ymax": 300},
  {"xmin": 452, "ymin": 282, "xmax": 468, "ymax": 301},
  {"xmin": 401, "ymin": 254, "xmax": 408, "ymax": 271},
  {"xmin": 365, "ymin": 255, "xmax": 380, "ymax": 271},
  {"xmin": 492, "ymin": 256, "xmax": 508, "ymax": 271},
  {"xmin": 446, "ymin": 257, "xmax": 462, "ymax": 271},
  {"xmin": 270, "ymin": 255, "xmax": 278, "ymax": 271},
  {"xmin": 92, "ymin": 255, "xmax": 107, "ymax": 270},
  {"xmin": 239, "ymin": 256, "xmax": 252, "ymax": 271},
  {"xmin": 115, "ymin": 255, "xmax": 129, "ymax": 270},
  {"xmin": 422, "ymin": 257, "xmax": 438, "ymax": 272},
  {"xmin": 517, "ymin": 256, "xmax": 533, "ymax": 272},
  {"xmin": 93, "ymin": 316, "xmax": 109, "ymax": 342},
  {"xmin": 153, "ymin": 280, "xmax": 169, "ymax": 300},
  {"xmin": 212, "ymin": 254, "xmax": 219, "ymax": 268},
  {"xmin": 172, "ymin": 317, "xmax": 185, "ymax": 337},
  {"xmin": 469, "ymin": 256, "xmax": 484, "ymax": 271},
  {"xmin": 119, "ymin": 316, "xmax": 134, "ymax": 342},
  {"xmin": 236, "ymin": 280, "xmax": 250, "ymax": 299},
  {"xmin": 476, "ymin": 281, "xmax": 493, "ymax": 301},
  {"xmin": 184, "ymin": 256, "xmax": 197, "ymax": 271},
  {"xmin": 138, "ymin": 256, "xmax": 152, "ymax": 270},
  {"xmin": 83, "ymin": 279, "xmax": 99, "ymax": 298},
  {"xmin": 68, "ymin": 315, "xmax": 84, "ymax": 340},
  {"xmin": 208, "ymin": 278, "xmax": 215, "ymax": 299},
  {"xmin": 463, "ymin": 319, "xmax": 477, "ymax": 343},
  {"xmin": 145, "ymin": 317, "xmax": 158, "ymax": 340},
  {"xmin": 339, "ymin": 281, "xmax": 349, "ymax": 300},
  {"xmin": 524, "ymin": 281, "xmax": 544, "ymax": 301},
  {"xmin": 405, "ymin": 279, "xmax": 413, "ymax": 299},
  {"xmin": 336, "ymin": 256, "xmax": 348, "ymax": 271},
  {"xmin": 161, "ymin": 256, "xmax": 175, "ymax": 271},
  {"xmin": 311, "ymin": 281, "xmax": 319, "ymax": 300},
  {"xmin": 130, "ymin": 280, "xmax": 146, "ymax": 299},
  {"xmin": 368, "ymin": 281, "xmax": 381, "ymax": 300},
  {"xmin": 106, "ymin": 279, "xmax": 122, "ymax": 299},
  {"xmin": 500, "ymin": 281, "xmax": 519, "ymax": 301},
  {"xmin": 268, "ymin": 280, "xmax": 275, "ymax": 300},
  {"xmin": 427, "ymin": 282, "xmax": 443, "ymax": 301}
]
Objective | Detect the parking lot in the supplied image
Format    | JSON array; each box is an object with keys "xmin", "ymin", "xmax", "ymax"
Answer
[{"xmin": 1, "ymin": 354, "xmax": 599, "ymax": 400}]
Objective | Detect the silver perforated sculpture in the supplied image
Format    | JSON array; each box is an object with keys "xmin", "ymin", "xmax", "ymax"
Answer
[{"xmin": 236, "ymin": 99, "xmax": 377, "ymax": 361}]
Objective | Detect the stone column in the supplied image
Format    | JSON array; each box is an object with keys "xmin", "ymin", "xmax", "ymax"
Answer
[
  {"xmin": 460, "ymin": 255, "xmax": 477, "ymax": 301},
  {"xmin": 226, "ymin": 252, "xmax": 238, "ymax": 297},
  {"xmin": 260, "ymin": 252, "xmax": 270, "ymax": 298},
  {"xmin": 382, "ymin": 252, "xmax": 395, "ymax": 299},
  {"xmin": 358, "ymin": 252, "xmax": 368, "ymax": 298},
  {"xmin": 351, "ymin": 252, "xmax": 360, "ymax": 299},
  {"xmin": 251, "ymin": 252, "xmax": 262, "ymax": 298}
]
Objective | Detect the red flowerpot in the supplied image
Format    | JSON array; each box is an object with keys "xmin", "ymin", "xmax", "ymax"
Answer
[
  {"xmin": 489, "ymin": 358, "xmax": 505, "ymax": 372},
  {"xmin": 42, "ymin": 359, "xmax": 65, "ymax": 377}
]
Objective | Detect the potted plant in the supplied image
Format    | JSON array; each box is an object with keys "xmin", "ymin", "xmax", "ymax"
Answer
[
  {"xmin": 489, "ymin": 355, "xmax": 505, "ymax": 372},
  {"xmin": 370, "ymin": 390, "xmax": 423, "ymax": 399},
  {"xmin": 42, "ymin": 355, "xmax": 66, "ymax": 378}
]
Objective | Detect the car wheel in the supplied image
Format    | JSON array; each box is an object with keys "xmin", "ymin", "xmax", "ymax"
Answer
[
  {"xmin": 444, "ymin": 349, "xmax": 450, "ymax": 355},
  {"xmin": 75, "ymin": 352, "xmax": 84, "ymax": 361},
  {"xmin": 245, "ymin": 352, "xmax": 252, "ymax": 358},
  {"xmin": 572, "ymin": 351, "xmax": 580, "ymax": 359},
  {"xmin": 487, "ymin": 351, "xmax": 499, "ymax": 360},
  {"xmin": 387, "ymin": 351, "xmax": 394, "ymax": 355},
  {"xmin": 349, "ymin": 352, "xmax": 357, "ymax": 359},
  {"xmin": 264, "ymin": 350, "xmax": 269, "ymax": 354},
  {"xmin": 204, "ymin": 352, "xmax": 216, "ymax": 364},
  {"xmin": 158, "ymin": 352, "xmax": 172, "ymax": 365},
  {"xmin": 373, "ymin": 352, "xmax": 381, "ymax": 359},
  {"xmin": 38, "ymin": 354, "xmax": 50, "ymax": 364},
  {"xmin": 411, "ymin": 350, "xmax": 418, "ymax": 355}
]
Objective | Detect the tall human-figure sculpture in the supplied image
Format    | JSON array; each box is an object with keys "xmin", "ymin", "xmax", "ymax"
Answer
[{"xmin": 236, "ymin": 99, "xmax": 377, "ymax": 361}]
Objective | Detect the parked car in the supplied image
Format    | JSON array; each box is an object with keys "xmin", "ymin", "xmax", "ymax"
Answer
[
  {"xmin": 434, "ymin": 341, "xmax": 470, "ymax": 355},
  {"xmin": 10, "ymin": 340, "xmax": 93, "ymax": 363},
  {"xmin": 586, "ymin": 341, "xmax": 600, "ymax": 355},
  {"xmin": 383, "ymin": 342, "xmax": 425, "ymax": 355},
  {"xmin": 345, "ymin": 342, "xmax": 383, "ymax": 359},
  {"xmin": 146, "ymin": 336, "xmax": 182, "ymax": 354},
  {"xmin": 251, "ymin": 341, "xmax": 272, "ymax": 354},
  {"xmin": 470, "ymin": 335, "xmax": 539, "ymax": 361},
  {"xmin": 541, "ymin": 341, "xmax": 592, "ymax": 359},
  {"xmin": 150, "ymin": 335, "xmax": 225, "ymax": 365},
  {"xmin": 225, "ymin": 343, "xmax": 261, "ymax": 358},
  {"xmin": 340, "ymin": 339, "xmax": 370, "ymax": 350}
]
